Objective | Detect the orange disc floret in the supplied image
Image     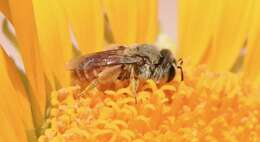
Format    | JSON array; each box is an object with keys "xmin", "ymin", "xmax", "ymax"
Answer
[{"xmin": 39, "ymin": 65, "xmax": 260, "ymax": 142}]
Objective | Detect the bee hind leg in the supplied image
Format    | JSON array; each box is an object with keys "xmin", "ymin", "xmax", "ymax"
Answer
[
  {"xmin": 79, "ymin": 79, "xmax": 98, "ymax": 97},
  {"xmin": 79, "ymin": 65, "xmax": 121, "ymax": 97}
]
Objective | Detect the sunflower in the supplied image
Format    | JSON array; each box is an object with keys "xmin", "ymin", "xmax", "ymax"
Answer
[{"xmin": 0, "ymin": 0, "xmax": 260, "ymax": 142}]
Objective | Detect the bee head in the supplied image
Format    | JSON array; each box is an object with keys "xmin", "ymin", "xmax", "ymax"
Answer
[{"xmin": 159, "ymin": 49, "xmax": 184, "ymax": 82}]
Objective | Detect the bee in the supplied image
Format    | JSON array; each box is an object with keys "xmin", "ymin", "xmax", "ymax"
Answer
[{"xmin": 66, "ymin": 44, "xmax": 184, "ymax": 102}]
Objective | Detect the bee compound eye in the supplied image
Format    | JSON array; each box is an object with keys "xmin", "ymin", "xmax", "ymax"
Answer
[{"xmin": 167, "ymin": 65, "xmax": 176, "ymax": 82}]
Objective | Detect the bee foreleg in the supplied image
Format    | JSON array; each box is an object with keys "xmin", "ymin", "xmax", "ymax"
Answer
[{"xmin": 129, "ymin": 67, "xmax": 139, "ymax": 104}]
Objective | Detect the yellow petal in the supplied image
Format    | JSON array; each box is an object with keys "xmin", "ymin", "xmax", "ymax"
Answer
[
  {"xmin": 1, "ymin": 48, "xmax": 26, "ymax": 96},
  {"xmin": 206, "ymin": 0, "xmax": 252, "ymax": 71},
  {"xmin": 61, "ymin": 0, "xmax": 104, "ymax": 54},
  {"xmin": 8, "ymin": 0, "xmax": 46, "ymax": 129},
  {"xmin": 32, "ymin": 0, "xmax": 73, "ymax": 88},
  {"xmin": 103, "ymin": 0, "xmax": 137, "ymax": 44},
  {"xmin": 0, "ymin": 0, "xmax": 12, "ymax": 21},
  {"xmin": 0, "ymin": 111, "xmax": 27, "ymax": 142},
  {"xmin": 0, "ymin": 48, "xmax": 29, "ymax": 142},
  {"xmin": 1, "ymin": 48, "xmax": 35, "ymax": 132},
  {"xmin": 242, "ymin": 0, "xmax": 260, "ymax": 85},
  {"xmin": 136, "ymin": 0, "xmax": 158, "ymax": 43},
  {"xmin": 177, "ymin": 0, "xmax": 220, "ymax": 66},
  {"xmin": 2, "ymin": 18, "xmax": 19, "ymax": 49}
]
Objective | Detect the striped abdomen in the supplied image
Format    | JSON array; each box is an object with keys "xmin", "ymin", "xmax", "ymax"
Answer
[
  {"xmin": 72, "ymin": 66, "xmax": 104, "ymax": 83},
  {"xmin": 71, "ymin": 64, "xmax": 133, "ymax": 86}
]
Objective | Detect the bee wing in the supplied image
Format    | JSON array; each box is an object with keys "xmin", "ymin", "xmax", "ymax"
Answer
[{"xmin": 66, "ymin": 48, "xmax": 142, "ymax": 71}]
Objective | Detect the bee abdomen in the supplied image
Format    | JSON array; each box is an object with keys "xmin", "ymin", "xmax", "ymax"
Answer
[{"xmin": 72, "ymin": 67, "xmax": 103, "ymax": 82}]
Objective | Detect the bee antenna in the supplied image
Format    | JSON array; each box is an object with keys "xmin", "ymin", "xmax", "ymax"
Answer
[
  {"xmin": 178, "ymin": 58, "xmax": 183, "ymax": 65},
  {"xmin": 177, "ymin": 58, "xmax": 184, "ymax": 81},
  {"xmin": 177, "ymin": 66, "xmax": 184, "ymax": 81}
]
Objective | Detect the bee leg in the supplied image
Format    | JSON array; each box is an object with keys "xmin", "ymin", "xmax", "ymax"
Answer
[
  {"xmin": 79, "ymin": 79, "xmax": 98, "ymax": 97},
  {"xmin": 130, "ymin": 68, "xmax": 139, "ymax": 104},
  {"xmin": 79, "ymin": 65, "xmax": 121, "ymax": 97}
]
